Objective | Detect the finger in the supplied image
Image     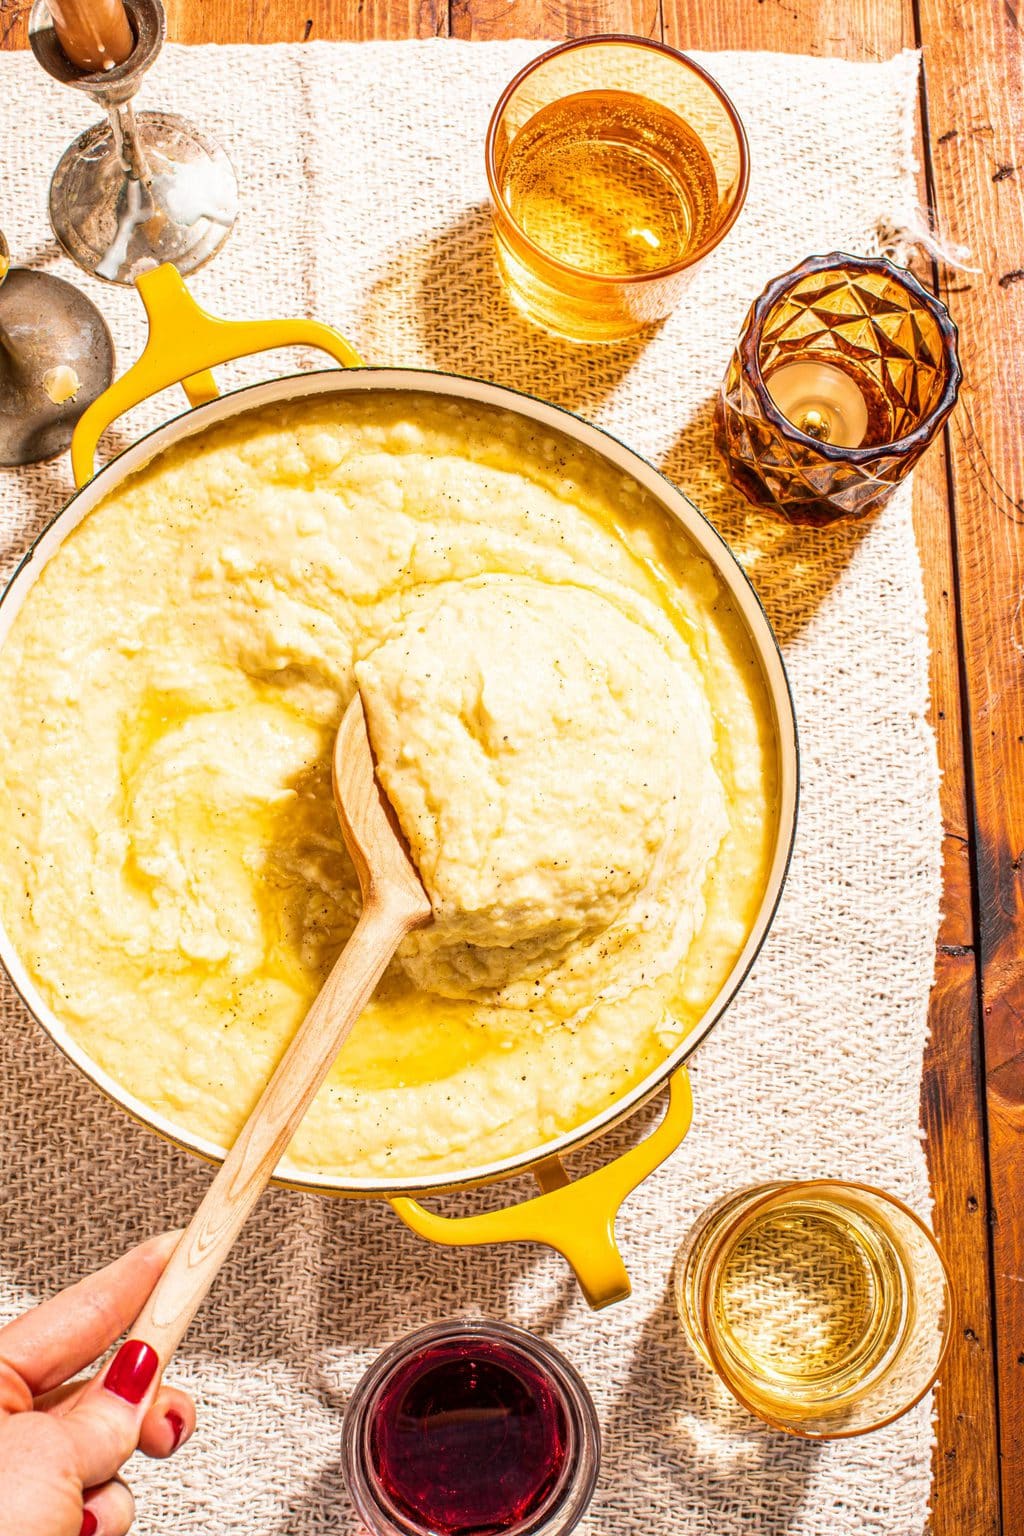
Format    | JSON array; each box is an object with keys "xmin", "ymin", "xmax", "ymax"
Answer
[
  {"xmin": 0, "ymin": 1232, "xmax": 181, "ymax": 1397},
  {"xmin": 33, "ymin": 1375, "xmax": 87, "ymax": 1414},
  {"xmin": 0, "ymin": 1356, "xmax": 33, "ymax": 1416},
  {"xmin": 138, "ymin": 1385, "xmax": 196, "ymax": 1459},
  {"xmin": 83, "ymin": 1476, "xmax": 136, "ymax": 1536},
  {"xmin": 61, "ymin": 1340, "xmax": 162, "ymax": 1488},
  {"xmin": 38, "ymin": 1378, "xmax": 196, "ymax": 1458},
  {"xmin": 0, "ymin": 1411, "xmax": 85, "ymax": 1534}
]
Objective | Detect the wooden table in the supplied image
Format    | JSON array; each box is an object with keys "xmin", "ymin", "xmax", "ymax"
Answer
[{"xmin": 2, "ymin": 0, "xmax": 1020, "ymax": 1529}]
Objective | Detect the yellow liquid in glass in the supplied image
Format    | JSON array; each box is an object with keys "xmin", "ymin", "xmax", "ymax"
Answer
[
  {"xmin": 501, "ymin": 89, "xmax": 720, "ymax": 277},
  {"xmin": 714, "ymin": 1205, "xmax": 908, "ymax": 1396}
]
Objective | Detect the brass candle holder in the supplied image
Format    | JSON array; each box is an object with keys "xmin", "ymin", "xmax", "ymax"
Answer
[
  {"xmin": 30, "ymin": 0, "xmax": 238, "ymax": 285},
  {"xmin": 0, "ymin": 228, "xmax": 115, "ymax": 466},
  {"xmin": 714, "ymin": 253, "xmax": 962, "ymax": 526}
]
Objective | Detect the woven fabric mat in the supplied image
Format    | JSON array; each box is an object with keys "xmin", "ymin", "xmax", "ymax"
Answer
[{"xmin": 0, "ymin": 41, "xmax": 940, "ymax": 1536}]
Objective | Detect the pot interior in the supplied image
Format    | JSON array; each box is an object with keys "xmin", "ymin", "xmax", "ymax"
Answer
[{"xmin": 0, "ymin": 369, "xmax": 797, "ymax": 1195}]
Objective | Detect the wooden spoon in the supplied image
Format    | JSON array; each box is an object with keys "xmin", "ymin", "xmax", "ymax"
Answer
[{"xmin": 128, "ymin": 692, "xmax": 432, "ymax": 1366}]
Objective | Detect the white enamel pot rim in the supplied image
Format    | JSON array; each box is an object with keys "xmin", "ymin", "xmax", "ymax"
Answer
[{"xmin": 0, "ymin": 366, "xmax": 799, "ymax": 1197}]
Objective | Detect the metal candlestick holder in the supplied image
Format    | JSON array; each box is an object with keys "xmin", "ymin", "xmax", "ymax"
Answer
[
  {"xmin": 30, "ymin": 0, "xmax": 238, "ymax": 285},
  {"xmin": 0, "ymin": 228, "xmax": 115, "ymax": 466}
]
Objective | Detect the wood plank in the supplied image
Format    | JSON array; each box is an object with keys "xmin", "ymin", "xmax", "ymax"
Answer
[
  {"xmin": 662, "ymin": 0, "xmax": 914, "ymax": 56},
  {"xmin": 912, "ymin": 0, "xmax": 1024, "ymax": 1524},
  {"xmin": 0, "ymin": 0, "xmax": 30, "ymax": 48},
  {"xmin": 0, "ymin": 0, "xmax": 449, "ymax": 48},
  {"xmin": 915, "ymin": 434, "xmax": 1002, "ymax": 1536},
  {"xmin": 907, "ymin": 44, "xmax": 1001, "ymax": 1531},
  {"xmin": 659, "ymin": 3, "xmax": 997, "ymax": 1532},
  {"xmin": 161, "ymin": 0, "xmax": 448, "ymax": 43},
  {"xmin": 449, "ymin": 0, "xmax": 660, "ymax": 42}
]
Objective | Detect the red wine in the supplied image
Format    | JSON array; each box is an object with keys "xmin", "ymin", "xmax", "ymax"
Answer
[{"xmin": 367, "ymin": 1336, "xmax": 571, "ymax": 1535}]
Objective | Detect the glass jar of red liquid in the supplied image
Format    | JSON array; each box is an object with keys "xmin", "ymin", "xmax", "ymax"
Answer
[{"xmin": 342, "ymin": 1319, "xmax": 601, "ymax": 1536}]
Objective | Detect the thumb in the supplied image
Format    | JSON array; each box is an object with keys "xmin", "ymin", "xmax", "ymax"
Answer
[{"xmin": 62, "ymin": 1340, "xmax": 161, "ymax": 1490}]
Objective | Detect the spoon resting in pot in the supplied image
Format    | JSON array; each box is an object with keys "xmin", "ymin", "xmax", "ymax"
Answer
[{"xmin": 125, "ymin": 692, "xmax": 432, "ymax": 1368}]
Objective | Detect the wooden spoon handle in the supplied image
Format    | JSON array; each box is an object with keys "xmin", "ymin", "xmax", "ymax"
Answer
[{"xmin": 130, "ymin": 890, "xmax": 418, "ymax": 1368}]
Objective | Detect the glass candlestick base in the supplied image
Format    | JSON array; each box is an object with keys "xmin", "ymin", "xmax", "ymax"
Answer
[
  {"xmin": 30, "ymin": 0, "xmax": 238, "ymax": 287},
  {"xmin": 0, "ymin": 235, "xmax": 115, "ymax": 466},
  {"xmin": 49, "ymin": 109, "xmax": 237, "ymax": 284}
]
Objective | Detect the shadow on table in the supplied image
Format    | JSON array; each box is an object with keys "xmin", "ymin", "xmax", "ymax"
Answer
[
  {"xmin": 0, "ymin": 989, "xmax": 577, "ymax": 1351},
  {"xmin": 592, "ymin": 1279, "xmax": 823, "ymax": 1536},
  {"xmin": 658, "ymin": 397, "xmax": 877, "ymax": 651},
  {"xmin": 360, "ymin": 207, "xmax": 878, "ymax": 654},
  {"xmin": 0, "ymin": 453, "xmax": 73, "ymax": 580},
  {"xmin": 7, "ymin": 236, "xmax": 67, "ymax": 271},
  {"xmin": 271, "ymin": 1269, "xmax": 823, "ymax": 1536},
  {"xmin": 359, "ymin": 200, "xmax": 657, "ymax": 413}
]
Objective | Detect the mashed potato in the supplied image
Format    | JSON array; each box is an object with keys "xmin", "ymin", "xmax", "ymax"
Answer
[
  {"xmin": 358, "ymin": 575, "xmax": 726, "ymax": 1007},
  {"xmin": 0, "ymin": 392, "xmax": 776, "ymax": 1178}
]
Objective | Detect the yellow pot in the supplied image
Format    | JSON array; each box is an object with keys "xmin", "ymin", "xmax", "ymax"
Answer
[{"xmin": 0, "ymin": 268, "xmax": 798, "ymax": 1309}]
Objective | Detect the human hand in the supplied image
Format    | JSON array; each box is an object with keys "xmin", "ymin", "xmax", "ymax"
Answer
[{"xmin": 0, "ymin": 1232, "xmax": 196, "ymax": 1536}]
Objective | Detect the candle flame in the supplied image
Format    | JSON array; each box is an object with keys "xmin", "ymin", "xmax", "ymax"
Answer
[{"xmin": 797, "ymin": 409, "xmax": 832, "ymax": 443}]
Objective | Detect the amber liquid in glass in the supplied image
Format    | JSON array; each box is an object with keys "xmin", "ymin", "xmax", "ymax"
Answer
[{"xmin": 500, "ymin": 89, "xmax": 719, "ymax": 277}]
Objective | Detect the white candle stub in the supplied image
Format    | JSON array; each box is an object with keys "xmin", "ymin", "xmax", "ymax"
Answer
[{"xmin": 766, "ymin": 359, "xmax": 869, "ymax": 450}]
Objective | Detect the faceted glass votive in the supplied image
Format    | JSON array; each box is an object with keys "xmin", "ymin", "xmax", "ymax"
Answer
[
  {"xmin": 486, "ymin": 35, "xmax": 748, "ymax": 343},
  {"xmin": 714, "ymin": 252, "xmax": 962, "ymax": 525},
  {"xmin": 675, "ymin": 1180, "xmax": 954, "ymax": 1438}
]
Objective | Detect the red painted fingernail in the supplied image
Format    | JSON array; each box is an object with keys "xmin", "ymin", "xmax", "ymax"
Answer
[
  {"xmin": 103, "ymin": 1339, "xmax": 159, "ymax": 1404},
  {"xmin": 79, "ymin": 1512, "xmax": 98, "ymax": 1536},
  {"xmin": 166, "ymin": 1408, "xmax": 187, "ymax": 1450}
]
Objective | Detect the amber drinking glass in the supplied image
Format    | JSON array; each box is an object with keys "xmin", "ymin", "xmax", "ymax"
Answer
[
  {"xmin": 486, "ymin": 36, "xmax": 748, "ymax": 343},
  {"xmin": 714, "ymin": 252, "xmax": 961, "ymax": 525},
  {"xmin": 675, "ymin": 1180, "xmax": 954, "ymax": 1439}
]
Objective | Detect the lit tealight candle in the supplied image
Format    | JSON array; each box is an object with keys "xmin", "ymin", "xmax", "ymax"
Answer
[
  {"xmin": 766, "ymin": 359, "xmax": 870, "ymax": 450},
  {"xmin": 46, "ymin": 0, "xmax": 134, "ymax": 73}
]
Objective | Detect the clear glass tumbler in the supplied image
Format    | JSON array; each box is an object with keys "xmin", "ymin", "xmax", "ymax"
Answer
[
  {"xmin": 486, "ymin": 35, "xmax": 748, "ymax": 343},
  {"xmin": 676, "ymin": 1180, "xmax": 954, "ymax": 1438},
  {"xmin": 342, "ymin": 1319, "xmax": 601, "ymax": 1536}
]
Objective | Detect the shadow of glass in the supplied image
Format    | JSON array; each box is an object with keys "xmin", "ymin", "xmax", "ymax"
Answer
[
  {"xmin": 594, "ymin": 1281, "xmax": 822, "ymax": 1534},
  {"xmin": 359, "ymin": 202, "xmax": 655, "ymax": 415},
  {"xmin": 275, "ymin": 1272, "xmax": 823, "ymax": 1536},
  {"xmin": 660, "ymin": 397, "xmax": 876, "ymax": 650}
]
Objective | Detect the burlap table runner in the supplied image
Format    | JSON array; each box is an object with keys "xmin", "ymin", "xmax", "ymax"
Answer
[{"xmin": 0, "ymin": 41, "xmax": 940, "ymax": 1535}]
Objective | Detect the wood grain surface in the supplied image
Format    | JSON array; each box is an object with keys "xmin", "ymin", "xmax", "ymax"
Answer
[
  {"xmin": 0, "ymin": 1, "xmax": 1016, "ymax": 1530},
  {"xmin": 913, "ymin": 2, "xmax": 1024, "ymax": 1527}
]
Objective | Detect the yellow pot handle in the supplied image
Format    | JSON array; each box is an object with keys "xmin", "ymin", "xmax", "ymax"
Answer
[
  {"xmin": 71, "ymin": 263, "xmax": 365, "ymax": 489},
  {"xmin": 389, "ymin": 1068, "xmax": 693, "ymax": 1310}
]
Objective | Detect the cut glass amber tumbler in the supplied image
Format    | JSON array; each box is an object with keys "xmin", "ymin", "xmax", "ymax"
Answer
[{"xmin": 714, "ymin": 253, "xmax": 962, "ymax": 526}]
